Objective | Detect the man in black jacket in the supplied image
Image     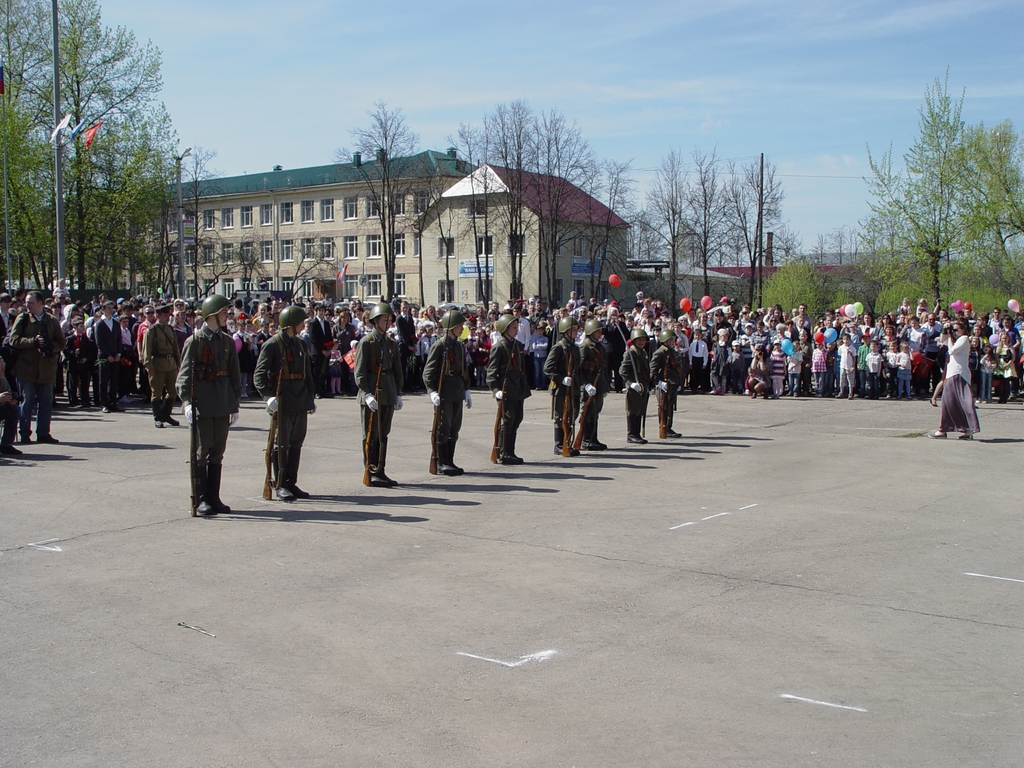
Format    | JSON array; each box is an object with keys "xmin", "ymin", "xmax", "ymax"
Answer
[
  {"xmin": 94, "ymin": 301, "xmax": 122, "ymax": 413},
  {"xmin": 396, "ymin": 301, "xmax": 417, "ymax": 393},
  {"xmin": 305, "ymin": 302, "xmax": 332, "ymax": 398}
]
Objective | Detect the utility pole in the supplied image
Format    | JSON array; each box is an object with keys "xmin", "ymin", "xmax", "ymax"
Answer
[
  {"xmin": 175, "ymin": 147, "xmax": 192, "ymax": 298},
  {"xmin": 52, "ymin": 0, "xmax": 66, "ymax": 285},
  {"xmin": 2, "ymin": 54, "xmax": 11, "ymax": 289},
  {"xmin": 754, "ymin": 152, "xmax": 764, "ymax": 308}
]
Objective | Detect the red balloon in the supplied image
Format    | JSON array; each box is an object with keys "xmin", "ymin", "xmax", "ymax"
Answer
[
  {"xmin": 700, "ymin": 295, "xmax": 713, "ymax": 311},
  {"xmin": 680, "ymin": 298, "xmax": 692, "ymax": 312},
  {"xmin": 964, "ymin": 301, "xmax": 973, "ymax": 310},
  {"xmin": 608, "ymin": 274, "xmax": 621, "ymax": 288},
  {"xmin": 814, "ymin": 331, "xmax": 825, "ymax": 344}
]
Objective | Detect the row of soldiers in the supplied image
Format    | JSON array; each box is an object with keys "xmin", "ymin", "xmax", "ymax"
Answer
[{"xmin": 170, "ymin": 297, "xmax": 690, "ymax": 516}]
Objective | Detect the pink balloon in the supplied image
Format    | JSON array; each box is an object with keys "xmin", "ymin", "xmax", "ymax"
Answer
[
  {"xmin": 950, "ymin": 300, "xmax": 963, "ymax": 312},
  {"xmin": 234, "ymin": 336, "xmax": 243, "ymax": 353},
  {"xmin": 700, "ymin": 295, "xmax": 713, "ymax": 311},
  {"xmin": 1009, "ymin": 299, "xmax": 1020, "ymax": 313},
  {"xmin": 990, "ymin": 333, "xmax": 1000, "ymax": 346},
  {"xmin": 837, "ymin": 305, "xmax": 846, "ymax": 316}
]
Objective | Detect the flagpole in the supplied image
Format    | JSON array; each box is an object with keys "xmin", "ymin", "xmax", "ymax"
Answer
[
  {"xmin": 2, "ymin": 64, "xmax": 11, "ymax": 291},
  {"xmin": 52, "ymin": 0, "xmax": 66, "ymax": 286}
]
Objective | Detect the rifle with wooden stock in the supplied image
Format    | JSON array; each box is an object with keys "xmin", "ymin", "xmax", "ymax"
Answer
[
  {"xmin": 362, "ymin": 354, "xmax": 383, "ymax": 487},
  {"xmin": 188, "ymin": 331, "xmax": 198, "ymax": 517},
  {"xmin": 657, "ymin": 384, "xmax": 668, "ymax": 439},
  {"xmin": 262, "ymin": 349, "xmax": 287, "ymax": 499},
  {"xmin": 573, "ymin": 388, "xmax": 593, "ymax": 452}
]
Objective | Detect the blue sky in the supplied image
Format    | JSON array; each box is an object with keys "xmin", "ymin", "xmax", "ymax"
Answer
[{"xmin": 101, "ymin": 0, "xmax": 1024, "ymax": 249}]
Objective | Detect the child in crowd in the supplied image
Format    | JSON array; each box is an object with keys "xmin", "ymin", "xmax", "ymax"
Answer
[
  {"xmin": 978, "ymin": 344, "xmax": 995, "ymax": 404},
  {"xmin": 786, "ymin": 340, "xmax": 803, "ymax": 396},
  {"xmin": 866, "ymin": 340, "xmax": 883, "ymax": 400},
  {"xmin": 837, "ymin": 335, "xmax": 856, "ymax": 399},
  {"xmin": 895, "ymin": 341, "xmax": 913, "ymax": 400},
  {"xmin": 729, "ymin": 340, "xmax": 746, "ymax": 394},
  {"xmin": 769, "ymin": 341, "xmax": 787, "ymax": 399},
  {"xmin": 811, "ymin": 341, "xmax": 827, "ymax": 397},
  {"xmin": 328, "ymin": 346, "xmax": 343, "ymax": 395}
]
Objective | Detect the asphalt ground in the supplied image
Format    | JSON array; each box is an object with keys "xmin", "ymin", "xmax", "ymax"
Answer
[{"xmin": 2, "ymin": 389, "xmax": 1022, "ymax": 767}]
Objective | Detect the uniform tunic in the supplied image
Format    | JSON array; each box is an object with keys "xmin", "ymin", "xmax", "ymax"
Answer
[
  {"xmin": 486, "ymin": 335, "xmax": 531, "ymax": 458},
  {"xmin": 651, "ymin": 342, "xmax": 683, "ymax": 431},
  {"xmin": 142, "ymin": 322, "xmax": 182, "ymax": 401},
  {"xmin": 422, "ymin": 333, "xmax": 469, "ymax": 451},
  {"xmin": 354, "ymin": 328, "xmax": 404, "ymax": 472},
  {"xmin": 177, "ymin": 324, "xmax": 241, "ymax": 467},
  {"xmin": 619, "ymin": 345, "xmax": 652, "ymax": 417},
  {"xmin": 578, "ymin": 336, "xmax": 610, "ymax": 444},
  {"xmin": 543, "ymin": 336, "xmax": 581, "ymax": 447},
  {"xmin": 254, "ymin": 331, "xmax": 315, "ymax": 448}
]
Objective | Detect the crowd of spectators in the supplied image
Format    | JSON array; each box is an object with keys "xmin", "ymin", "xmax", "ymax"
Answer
[{"xmin": 2, "ymin": 286, "xmax": 1020, "ymax": 453}]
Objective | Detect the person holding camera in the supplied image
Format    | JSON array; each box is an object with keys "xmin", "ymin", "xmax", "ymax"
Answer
[{"xmin": 5, "ymin": 290, "xmax": 65, "ymax": 444}]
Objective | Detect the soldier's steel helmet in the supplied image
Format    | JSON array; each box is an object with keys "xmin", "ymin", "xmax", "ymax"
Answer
[
  {"xmin": 557, "ymin": 316, "xmax": 579, "ymax": 334},
  {"xmin": 201, "ymin": 294, "xmax": 230, "ymax": 319},
  {"xmin": 278, "ymin": 305, "xmax": 308, "ymax": 329},
  {"xmin": 440, "ymin": 309, "xmax": 466, "ymax": 329},
  {"xmin": 631, "ymin": 327, "xmax": 648, "ymax": 342},
  {"xmin": 495, "ymin": 313, "xmax": 518, "ymax": 334},
  {"xmin": 368, "ymin": 302, "xmax": 394, "ymax": 321},
  {"xmin": 659, "ymin": 328, "xmax": 678, "ymax": 344},
  {"xmin": 584, "ymin": 318, "xmax": 604, "ymax": 337}
]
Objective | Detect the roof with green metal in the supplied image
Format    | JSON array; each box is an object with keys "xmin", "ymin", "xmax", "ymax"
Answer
[{"xmin": 195, "ymin": 150, "xmax": 473, "ymax": 198}]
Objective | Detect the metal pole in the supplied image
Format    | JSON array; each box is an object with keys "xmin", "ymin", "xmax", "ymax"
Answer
[
  {"xmin": 176, "ymin": 156, "xmax": 184, "ymax": 297},
  {"xmin": 2, "ymin": 64, "xmax": 11, "ymax": 290},
  {"xmin": 52, "ymin": 0, "xmax": 66, "ymax": 284}
]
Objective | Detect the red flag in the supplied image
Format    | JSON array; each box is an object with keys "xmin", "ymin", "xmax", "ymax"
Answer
[{"xmin": 83, "ymin": 121, "xmax": 103, "ymax": 150}]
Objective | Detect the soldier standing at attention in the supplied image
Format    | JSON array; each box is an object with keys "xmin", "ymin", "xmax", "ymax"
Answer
[
  {"xmin": 423, "ymin": 309, "xmax": 472, "ymax": 476},
  {"xmin": 620, "ymin": 327, "xmax": 652, "ymax": 445},
  {"xmin": 486, "ymin": 312, "xmax": 530, "ymax": 465},
  {"xmin": 254, "ymin": 305, "xmax": 316, "ymax": 501},
  {"xmin": 176, "ymin": 295, "xmax": 242, "ymax": 516},
  {"xmin": 355, "ymin": 302, "xmax": 404, "ymax": 487},
  {"xmin": 543, "ymin": 316, "xmax": 582, "ymax": 457},
  {"xmin": 650, "ymin": 328, "xmax": 684, "ymax": 439},
  {"xmin": 577, "ymin": 318, "xmax": 609, "ymax": 450},
  {"xmin": 142, "ymin": 303, "xmax": 182, "ymax": 428}
]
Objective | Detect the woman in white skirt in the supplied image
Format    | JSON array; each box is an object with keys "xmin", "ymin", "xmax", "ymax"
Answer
[{"xmin": 928, "ymin": 319, "xmax": 980, "ymax": 440}]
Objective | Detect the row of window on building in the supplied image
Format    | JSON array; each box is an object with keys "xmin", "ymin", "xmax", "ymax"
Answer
[
  {"xmin": 183, "ymin": 234, "xmax": 508, "ymax": 267},
  {"xmin": 201, "ymin": 193, "xmax": 442, "ymax": 231}
]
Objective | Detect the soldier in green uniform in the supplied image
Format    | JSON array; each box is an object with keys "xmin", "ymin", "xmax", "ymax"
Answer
[
  {"xmin": 176, "ymin": 295, "xmax": 242, "ymax": 516},
  {"xmin": 543, "ymin": 315, "xmax": 582, "ymax": 456},
  {"xmin": 142, "ymin": 303, "xmax": 182, "ymax": 429},
  {"xmin": 619, "ymin": 327, "xmax": 652, "ymax": 445},
  {"xmin": 486, "ymin": 312, "xmax": 531, "ymax": 465},
  {"xmin": 650, "ymin": 328, "xmax": 684, "ymax": 439},
  {"xmin": 423, "ymin": 309, "xmax": 472, "ymax": 476},
  {"xmin": 577, "ymin": 318, "xmax": 609, "ymax": 450},
  {"xmin": 354, "ymin": 302, "xmax": 404, "ymax": 487},
  {"xmin": 254, "ymin": 305, "xmax": 316, "ymax": 501}
]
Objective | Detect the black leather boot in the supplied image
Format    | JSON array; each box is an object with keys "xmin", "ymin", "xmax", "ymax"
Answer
[
  {"xmin": 152, "ymin": 400, "xmax": 164, "ymax": 428},
  {"xmin": 194, "ymin": 465, "xmax": 216, "ymax": 516},
  {"xmin": 206, "ymin": 464, "xmax": 231, "ymax": 512},
  {"xmin": 284, "ymin": 447, "xmax": 310, "ymax": 498},
  {"xmin": 446, "ymin": 440, "xmax": 464, "ymax": 475},
  {"xmin": 275, "ymin": 449, "xmax": 296, "ymax": 501},
  {"xmin": 162, "ymin": 399, "xmax": 180, "ymax": 426}
]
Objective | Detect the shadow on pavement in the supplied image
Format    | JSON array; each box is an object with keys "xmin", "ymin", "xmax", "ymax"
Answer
[
  {"xmin": 222, "ymin": 508, "xmax": 430, "ymax": 523},
  {"xmin": 59, "ymin": 441, "xmax": 173, "ymax": 450},
  {"xmin": 977, "ymin": 437, "xmax": 1024, "ymax": 443},
  {"xmin": 313, "ymin": 493, "xmax": 479, "ymax": 507},
  {"xmin": 404, "ymin": 482, "xmax": 559, "ymax": 494}
]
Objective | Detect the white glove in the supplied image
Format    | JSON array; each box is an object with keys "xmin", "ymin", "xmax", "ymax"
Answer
[
  {"xmin": 494, "ymin": 390, "xmax": 503, "ymax": 401},
  {"xmin": 585, "ymin": 384, "xmax": 597, "ymax": 397},
  {"xmin": 430, "ymin": 391, "xmax": 441, "ymax": 407},
  {"xmin": 630, "ymin": 382, "xmax": 643, "ymax": 393},
  {"xmin": 464, "ymin": 391, "xmax": 472, "ymax": 409},
  {"xmin": 229, "ymin": 412, "xmax": 239, "ymax": 426},
  {"xmin": 395, "ymin": 396, "xmax": 403, "ymax": 411},
  {"xmin": 266, "ymin": 396, "xmax": 278, "ymax": 414},
  {"xmin": 658, "ymin": 381, "xmax": 669, "ymax": 392},
  {"xmin": 364, "ymin": 395, "xmax": 378, "ymax": 412},
  {"xmin": 562, "ymin": 376, "xmax": 573, "ymax": 386},
  {"xmin": 183, "ymin": 404, "xmax": 196, "ymax": 424}
]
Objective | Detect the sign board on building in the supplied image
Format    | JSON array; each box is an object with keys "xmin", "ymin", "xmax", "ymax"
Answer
[
  {"xmin": 458, "ymin": 258, "xmax": 494, "ymax": 277},
  {"xmin": 571, "ymin": 259, "xmax": 601, "ymax": 277},
  {"xmin": 182, "ymin": 216, "xmax": 195, "ymax": 246}
]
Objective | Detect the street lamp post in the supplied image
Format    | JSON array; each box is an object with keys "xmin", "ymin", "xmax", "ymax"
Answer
[{"xmin": 175, "ymin": 146, "xmax": 192, "ymax": 298}]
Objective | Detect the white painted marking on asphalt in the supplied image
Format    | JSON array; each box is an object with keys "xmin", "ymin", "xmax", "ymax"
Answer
[
  {"xmin": 964, "ymin": 572, "xmax": 1024, "ymax": 584},
  {"xmin": 780, "ymin": 694, "xmax": 867, "ymax": 712},
  {"xmin": 28, "ymin": 538, "xmax": 62, "ymax": 552},
  {"xmin": 457, "ymin": 649, "xmax": 558, "ymax": 668},
  {"xmin": 702, "ymin": 512, "xmax": 730, "ymax": 521},
  {"xmin": 738, "ymin": 503, "xmax": 758, "ymax": 510},
  {"xmin": 669, "ymin": 521, "xmax": 696, "ymax": 530}
]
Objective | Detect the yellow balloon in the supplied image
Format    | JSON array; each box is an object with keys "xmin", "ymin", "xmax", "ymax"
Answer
[{"xmin": 460, "ymin": 326, "xmax": 471, "ymax": 340}]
